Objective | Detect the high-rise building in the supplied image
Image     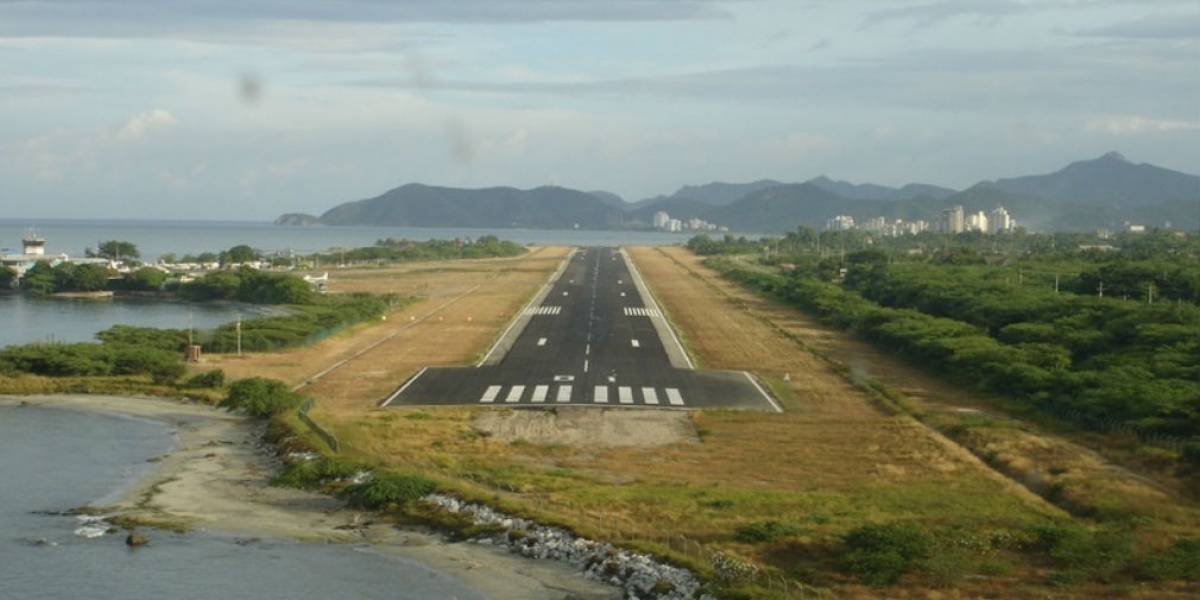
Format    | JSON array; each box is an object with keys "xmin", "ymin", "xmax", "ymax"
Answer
[
  {"xmin": 988, "ymin": 206, "xmax": 1012, "ymax": 233},
  {"xmin": 653, "ymin": 211, "xmax": 670, "ymax": 229},
  {"xmin": 939, "ymin": 205, "xmax": 965, "ymax": 234}
]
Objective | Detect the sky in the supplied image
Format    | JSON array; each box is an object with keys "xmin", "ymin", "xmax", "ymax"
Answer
[{"xmin": 1, "ymin": 0, "xmax": 1197, "ymax": 221}]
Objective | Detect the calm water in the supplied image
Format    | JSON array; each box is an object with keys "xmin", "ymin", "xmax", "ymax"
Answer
[
  {"xmin": 0, "ymin": 404, "xmax": 485, "ymax": 600},
  {"xmin": 0, "ymin": 295, "xmax": 247, "ymax": 348},
  {"xmin": 0, "ymin": 220, "xmax": 652, "ymax": 599},
  {"xmin": 0, "ymin": 218, "xmax": 690, "ymax": 262}
]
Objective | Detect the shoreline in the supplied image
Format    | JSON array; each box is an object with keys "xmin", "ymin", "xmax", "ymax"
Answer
[{"xmin": 1, "ymin": 394, "xmax": 621, "ymax": 600}]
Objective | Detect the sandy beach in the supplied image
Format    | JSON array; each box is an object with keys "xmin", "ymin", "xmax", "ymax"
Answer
[{"xmin": 1, "ymin": 394, "xmax": 622, "ymax": 600}]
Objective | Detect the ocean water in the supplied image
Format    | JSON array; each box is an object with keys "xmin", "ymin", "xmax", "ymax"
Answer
[
  {"xmin": 0, "ymin": 218, "xmax": 690, "ymax": 263},
  {"xmin": 0, "ymin": 294, "xmax": 247, "ymax": 348},
  {"xmin": 0, "ymin": 219, "xmax": 653, "ymax": 599},
  {"xmin": 0, "ymin": 404, "xmax": 485, "ymax": 600}
]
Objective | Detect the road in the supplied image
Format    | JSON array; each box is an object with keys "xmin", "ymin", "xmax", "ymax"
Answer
[{"xmin": 382, "ymin": 247, "xmax": 778, "ymax": 411}]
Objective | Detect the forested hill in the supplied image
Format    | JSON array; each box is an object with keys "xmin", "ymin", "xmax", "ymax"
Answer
[
  {"xmin": 275, "ymin": 153, "xmax": 1197, "ymax": 232},
  {"xmin": 314, "ymin": 183, "xmax": 626, "ymax": 229}
]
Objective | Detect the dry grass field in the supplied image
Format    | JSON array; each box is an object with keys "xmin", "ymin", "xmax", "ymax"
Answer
[{"xmin": 191, "ymin": 244, "xmax": 1197, "ymax": 599}]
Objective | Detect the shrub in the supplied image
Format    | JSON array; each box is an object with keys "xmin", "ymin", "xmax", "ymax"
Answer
[
  {"xmin": 841, "ymin": 522, "xmax": 933, "ymax": 585},
  {"xmin": 218, "ymin": 377, "xmax": 304, "ymax": 418},
  {"xmin": 183, "ymin": 369, "xmax": 226, "ymax": 389},
  {"xmin": 1138, "ymin": 538, "xmax": 1200, "ymax": 582},
  {"xmin": 273, "ymin": 456, "xmax": 361, "ymax": 490},
  {"xmin": 339, "ymin": 474, "xmax": 437, "ymax": 510}
]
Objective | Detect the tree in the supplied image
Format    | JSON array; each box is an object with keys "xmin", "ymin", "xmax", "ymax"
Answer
[
  {"xmin": 21, "ymin": 261, "xmax": 57, "ymax": 295},
  {"xmin": 69, "ymin": 264, "xmax": 113, "ymax": 292},
  {"xmin": 221, "ymin": 244, "xmax": 259, "ymax": 266},
  {"xmin": 122, "ymin": 266, "xmax": 168, "ymax": 291},
  {"xmin": 94, "ymin": 240, "xmax": 140, "ymax": 261},
  {"xmin": 218, "ymin": 377, "xmax": 304, "ymax": 417},
  {"xmin": 0, "ymin": 266, "xmax": 16, "ymax": 289}
]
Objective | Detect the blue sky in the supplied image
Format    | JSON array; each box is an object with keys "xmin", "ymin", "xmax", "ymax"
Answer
[{"xmin": 2, "ymin": 0, "xmax": 1197, "ymax": 220}]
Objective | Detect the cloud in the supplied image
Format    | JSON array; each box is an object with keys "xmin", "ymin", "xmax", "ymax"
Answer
[
  {"xmin": 114, "ymin": 109, "xmax": 178, "ymax": 142},
  {"xmin": 0, "ymin": 0, "xmax": 737, "ymax": 39},
  {"xmin": 1068, "ymin": 14, "xmax": 1200, "ymax": 40},
  {"xmin": 862, "ymin": 0, "xmax": 1025, "ymax": 27},
  {"xmin": 1084, "ymin": 115, "xmax": 1199, "ymax": 136}
]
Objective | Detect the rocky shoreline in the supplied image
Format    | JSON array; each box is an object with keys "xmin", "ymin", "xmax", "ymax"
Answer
[
  {"xmin": 425, "ymin": 494, "xmax": 714, "ymax": 600},
  {"xmin": 3, "ymin": 395, "xmax": 713, "ymax": 600}
]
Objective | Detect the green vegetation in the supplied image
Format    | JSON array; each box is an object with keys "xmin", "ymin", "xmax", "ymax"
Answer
[
  {"xmin": 0, "ymin": 342, "xmax": 185, "ymax": 383},
  {"xmin": 89, "ymin": 240, "xmax": 140, "ymax": 261},
  {"xmin": 696, "ymin": 231, "xmax": 1200, "ymax": 467},
  {"xmin": 339, "ymin": 474, "xmax": 437, "ymax": 510},
  {"xmin": 218, "ymin": 377, "xmax": 305, "ymax": 418},
  {"xmin": 312, "ymin": 235, "xmax": 525, "ymax": 264}
]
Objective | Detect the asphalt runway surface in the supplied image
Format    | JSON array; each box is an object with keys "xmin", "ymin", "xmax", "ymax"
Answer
[{"xmin": 382, "ymin": 247, "xmax": 779, "ymax": 411}]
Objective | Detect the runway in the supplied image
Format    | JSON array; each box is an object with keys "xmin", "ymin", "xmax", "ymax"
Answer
[{"xmin": 382, "ymin": 247, "xmax": 779, "ymax": 411}]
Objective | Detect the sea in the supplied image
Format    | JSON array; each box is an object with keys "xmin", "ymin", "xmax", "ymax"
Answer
[{"xmin": 0, "ymin": 218, "xmax": 682, "ymax": 600}]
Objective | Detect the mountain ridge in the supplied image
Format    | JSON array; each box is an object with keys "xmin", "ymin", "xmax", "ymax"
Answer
[{"xmin": 276, "ymin": 153, "xmax": 1198, "ymax": 234}]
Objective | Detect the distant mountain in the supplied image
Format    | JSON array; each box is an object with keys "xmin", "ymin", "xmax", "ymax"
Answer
[
  {"xmin": 895, "ymin": 183, "xmax": 958, "ymax": 200},
  {"xmin": 708, "ymin": 183, "xmax": 854, "ymax": 234},
  {"xmin": 669, "ymin": 180, "xmax": 783, "ymax": 206},
  {"xmin": 806, "ymin": 176, "xmax": 895, "ymax": 201},
  {"xmin": 807, "ymin": 176, "xmax": 957, "ymax": 201},
  {"xmin": 316, "ymin": 184, "xmax": 625, "ymax": 229},
  {"xmin": 276, "ymin": 153, "xmax": 1197, "ymax": 233},
  {"xmin": 989, "ymin": 152, "xmax": 1199, "ymax": 208},
  {"xmin": 587, "ymin": 190, "xmax": 627, "ymax": 208},
  {"xmin": 628, "ymin": 197, "xmax": 716, "ymax": 225}
]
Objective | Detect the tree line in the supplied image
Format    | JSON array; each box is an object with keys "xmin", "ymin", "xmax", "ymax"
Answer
[{"xmin": 690, "ymin": 231, "xmax": 1200, "ymax": 469}]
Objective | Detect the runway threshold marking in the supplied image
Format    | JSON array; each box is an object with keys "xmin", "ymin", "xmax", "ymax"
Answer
[
  {"xmin": 538, "ymin": 338, "xmax": 547, "ymax": 346},
  {"xmin": 631, "ymin": 339, "xmax": 640, "ymax": 348},
  {"xmin": 556, "ymin": 385, "xmax": 572, "ymax": 403},
  {"xmin": 532, "ymin": 385, "xmax": 549, "ymax": 403},
  {"xmin": 642, "ymin": 388, "xmax": 659, "ymax": 405},
  {"xmin": 594, "ymin": 386, "xmax": 609, "ymax": 404},
  {"xmin": 618, "ymin": 386, "xmax": 634, "ymax": 404},
  {"xmin": 480, "ymin": 385, "xmax": 502, "ymax": 403},
  {"xmin": 666, "ymin": 388, "xmax": 684, "ymax": 406},
  {"xmin": 505, "ymin": 386, "xmax": 525, "ymax": 403}
]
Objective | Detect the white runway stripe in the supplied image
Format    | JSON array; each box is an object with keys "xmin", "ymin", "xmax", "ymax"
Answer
[
  {"xmin": 505, "ymin": 385, "xmax": 525, "ymax": 403},
  {"xmin": 479, "ymin": 384, "xmax": 683, "ymax": 406},
  {"xmin": 522, "ymin": 305, "xmax": 562, "ymax": 316},
  {"xmin": 642, "ymin": 387, "xmax": 659, "ymax": 405},
  {"xmin": 480, "ymin": 385, "xmax": 502, "ymax": 403},
  {"xmin": 622, "ymin": 307, "xmax": 662, "ymax": 318},
  {"xmin": 666, "ymin": 388, "xmax": 684, "ymax": 406}
]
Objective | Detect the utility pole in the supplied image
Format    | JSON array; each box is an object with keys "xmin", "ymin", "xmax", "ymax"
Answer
[{"xmin": 236, "ymin": 314, "xmax": 242, "ymax": 356}]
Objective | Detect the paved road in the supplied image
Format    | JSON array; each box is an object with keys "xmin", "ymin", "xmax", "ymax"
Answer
[{"xmin": 382, "ymin": 247, "xmax": 778, "ymax": 411}]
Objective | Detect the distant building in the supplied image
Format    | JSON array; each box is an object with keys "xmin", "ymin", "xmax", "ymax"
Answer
[
  {"xmin": 938, "ymin": 205, "xmax": 965, "ymax": 234},
  {"xmin": 988, "ymin": 206, "xmax": 1013, "ymax": 233},
  {"xmin": 653, "ymin": 211, "xmax": 670, "ymax": 229},
  {"xmin": 966, "ymin": 211, "xmax": 989, "ymax": 233},
  {"xmin": 825, "ymin": 215, "xmax": 855, "ymax": 231}
]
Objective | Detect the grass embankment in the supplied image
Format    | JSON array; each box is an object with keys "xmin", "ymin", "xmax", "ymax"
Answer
[
  {"xmin": 30, "ymin": 245, "xmax": 1193, "ymax": 598},
  {"xmin": 198, "ymin": 245, "xmax": 1199, "ymax": 598}
]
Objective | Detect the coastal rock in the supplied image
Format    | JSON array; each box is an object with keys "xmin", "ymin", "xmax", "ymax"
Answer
[
  {"xmin": 125, "ymin": 534, "xmax": 149, "ymax": 547},
  {"xmin": 423, "ymin": 494, "xmax": 716, "ymax": 600}
]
